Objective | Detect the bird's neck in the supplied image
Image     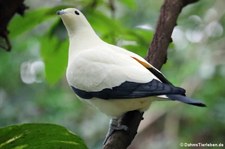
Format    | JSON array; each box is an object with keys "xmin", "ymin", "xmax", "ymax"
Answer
[{"xmin": 68, "ymin": 27, "xmax": 102, "ymax": 57}]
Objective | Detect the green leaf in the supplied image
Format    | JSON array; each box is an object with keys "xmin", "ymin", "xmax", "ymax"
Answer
[
  {"xmin": 0, "ymin": 123, "xmax": 88, "ymax": 149},
  {"xmin": 8, "ymin": 6, "xmax": 65, "ymax": 37},
  {"xmin": 120, "ymin": 0, "xmax": 137, "ymax": 9},
  {"xmin": 40, "ymin": 35, "xmax": 68, "ymax": 85},
  {"xmin": 86, "ymin": 10, "xmax": 123, "ymax": 43}
]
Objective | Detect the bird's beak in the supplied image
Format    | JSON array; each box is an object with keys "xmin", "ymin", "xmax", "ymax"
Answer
[{"xmin": 56, "ymin": 10, "xmax": 65, "ymax": 15}]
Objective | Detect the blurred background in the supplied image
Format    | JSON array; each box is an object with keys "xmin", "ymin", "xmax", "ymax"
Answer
[{"xmin": 0, "ymin": 0, "xmax": 224, "ymax": 148}]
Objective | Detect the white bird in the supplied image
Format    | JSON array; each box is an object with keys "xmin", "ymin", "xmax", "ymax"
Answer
[{"xmin": 57, "ymin": 8, "xmax": 205, "ymax": 139}]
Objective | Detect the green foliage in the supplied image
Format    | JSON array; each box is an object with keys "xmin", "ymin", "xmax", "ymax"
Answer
[
  {"xmin": 8, "ymin": 6, "xmax": 70, "ymax": 85},
  {"xmin": 120, "ymin": 0, "xmax": 137, "ymax": 9},
  {"xmin": 0, "ymin": 123, "xmax": 87, "ymax": 149},
  {"xmin": 8, "ymin": 6, "xmax": 64, "ymax": 38},
  {"xmin": 86, "ymin": 9, "xmax": 153, "ymax": 57},
  {"xmin": 40, "ymin": 35, "xmax": 68, "ymax": 85}
]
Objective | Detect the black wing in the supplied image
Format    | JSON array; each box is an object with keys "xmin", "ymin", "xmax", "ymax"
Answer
[{"xmin": 71, "ymin": 79, "xmax": 185, "ymax": 99}]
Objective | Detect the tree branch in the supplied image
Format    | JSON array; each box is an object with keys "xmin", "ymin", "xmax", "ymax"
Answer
[
  {"xmin": 103, "ymin": 0, "xmax": 199, "ymax": 148},
  {"xmin": 146, "ymin": 0, "xmax": 199, "ymax": 69}
]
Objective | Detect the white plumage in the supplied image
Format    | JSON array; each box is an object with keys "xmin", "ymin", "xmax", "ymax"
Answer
[{"xmin": 57, "ymin": 8, "xmax": 205, "ymax": 118}]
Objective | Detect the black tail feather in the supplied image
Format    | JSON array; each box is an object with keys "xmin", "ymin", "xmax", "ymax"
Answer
[{"xmin": 167, "ymin": 94, "xmax": 206, "ymax": 107}]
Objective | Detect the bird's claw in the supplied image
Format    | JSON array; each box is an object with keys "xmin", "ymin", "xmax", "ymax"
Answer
[{"xmin": 103, "ymin": 118, "xmax": 129, "ymax": 144}]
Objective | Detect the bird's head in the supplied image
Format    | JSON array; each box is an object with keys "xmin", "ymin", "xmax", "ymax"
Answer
[{"xmin": 57, "ymin": 8, "xmax": 90, "ymax": 37}]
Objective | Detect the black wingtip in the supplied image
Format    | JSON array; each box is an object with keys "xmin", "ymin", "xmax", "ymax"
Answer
[
  {"xmin": 189, "ymin": 102, "xmax": 207, "ymax": 107},
  {"xmin": 167, "ymin": 94, "xmax": 207, "ymax": 107}
]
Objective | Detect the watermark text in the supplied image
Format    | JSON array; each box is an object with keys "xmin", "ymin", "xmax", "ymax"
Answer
[{"xmin": 180, "ymin": 142, "xmax": 224, "ymax": 148}]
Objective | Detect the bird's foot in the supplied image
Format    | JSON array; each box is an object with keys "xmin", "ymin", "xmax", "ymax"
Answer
[{"xmin": 103, "ymin": 118, "xmax": 129, "ymax": 144}]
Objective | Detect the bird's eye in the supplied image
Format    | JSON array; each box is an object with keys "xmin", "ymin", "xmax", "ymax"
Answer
[{"xmin": 74, "ymin": 10, "xmax": 80, "ymax": 15}]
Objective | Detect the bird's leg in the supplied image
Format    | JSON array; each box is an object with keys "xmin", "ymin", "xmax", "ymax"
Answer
[{"xmin": 103, "ymin": 118, "xmax": 129, "ymax": 144}]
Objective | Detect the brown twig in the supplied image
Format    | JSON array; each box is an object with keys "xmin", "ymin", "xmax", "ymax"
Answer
[{"xmin": 103, "ymin": 0, "xmax": 199, "ymax": 148}]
